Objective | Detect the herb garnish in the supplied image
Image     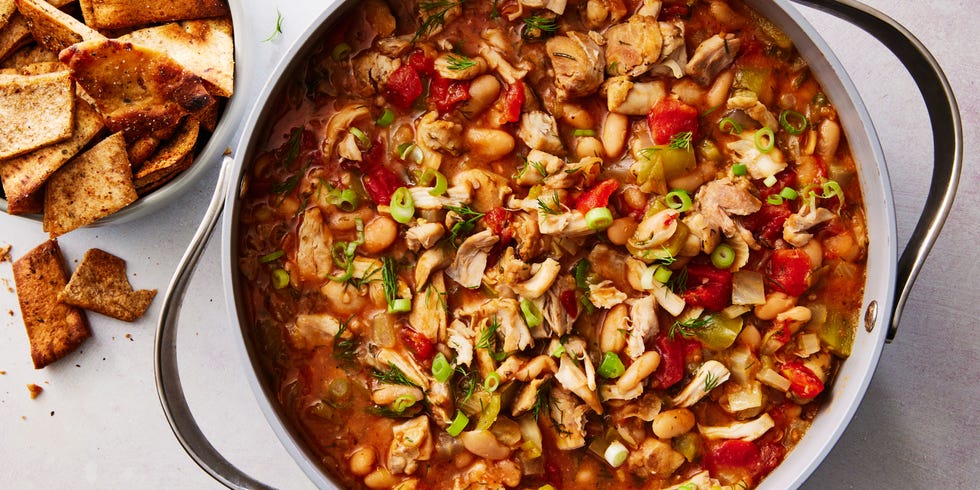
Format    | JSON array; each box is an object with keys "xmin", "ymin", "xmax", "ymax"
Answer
[
  {"xmin": 536, "ymin": 192, "xmax": 563, "ymax": 215},
  {"xmin": 263, "ymin": 9, "xmax": 283, "ymax": 42},
  {"xmin": 414, "ymin": 1, "xmax": 465, "ymax": 42},
  {"xmin": 332, "ymin": 316, "xmax": 358, "ymax": 365},
  {"xmin": 373, "ymin": 364, "xmax": 419, "ymax": 387},
  {"xmin": 669, "ymin": 315, "xmax": 712, "ymax": 340},
  {"xmin": 381, "ymin": 256, "xmax": 399, "ymax": 308},
  {"xmin": 444, "ymin": 204, "xmax": 485, "ymax": 246},
  {"xmin": 669, "ymin": 131, "xmax": 694, "ymax": 151},
  {"xmin": 704, "ymin": 370, "xmax": 722, "ymax": 391},
  {"xmin": 446, "ymin": 53, "xmax": 477, "ymax": 71},
  {"xmin": 522, "ymin": 14, "xmax": 558, "ymax": 40}
]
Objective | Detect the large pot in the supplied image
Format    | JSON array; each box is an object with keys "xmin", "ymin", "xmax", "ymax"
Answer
[{"xmin": 154, "ymin": 0, "xmax": 962, "ymax": 488}]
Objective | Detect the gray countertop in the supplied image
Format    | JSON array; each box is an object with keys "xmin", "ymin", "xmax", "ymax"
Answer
[{"xmin": 1, "ymin": 1, "xmax": 976, "ymax": 488}]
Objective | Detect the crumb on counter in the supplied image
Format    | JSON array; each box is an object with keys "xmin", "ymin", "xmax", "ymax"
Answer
[{"xmin": 27, "ymin": 384, "xmax": 43, "ymax": 399}]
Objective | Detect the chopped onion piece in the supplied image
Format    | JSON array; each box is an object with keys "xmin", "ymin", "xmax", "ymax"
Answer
[
  {"xmin": 797, "ymin": 333, "xmax": 821, "ymax": 357},
  {"xmin": 732, "ymin": 270, "xmax": 766, "ymax": 305},
  {"xmin": 650, "ymin": 281, "xmax": 686, "ymax": 316},
  {"xmin": 757, "ymin": 367, "xmax": 792, "ymax": 392}
]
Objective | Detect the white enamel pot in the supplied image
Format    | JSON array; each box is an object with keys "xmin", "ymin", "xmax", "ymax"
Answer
[{"xmin": 153, "ymin": 0, "xmax": 962, "ymax": 488}]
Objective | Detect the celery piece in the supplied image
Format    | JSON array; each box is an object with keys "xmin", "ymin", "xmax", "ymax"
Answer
[
  {"xmin": 818, "ymin": 312, "xmax": 854, "ymax": 358},
  {"xmin": 696, "ymin": 315, "xmax": 744, "ymax": 351}
]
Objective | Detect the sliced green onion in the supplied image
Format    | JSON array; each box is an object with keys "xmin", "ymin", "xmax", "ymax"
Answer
[
  {"xmin": 604, "ymin": 440, "xmax": 629, "ymax": 468},
  {"xmin": 754, "ymin": 127, "xmax": 775, "ymax": 152},
  {"xmin": 585, "ymin": 207, "xmax": 614, "ymax": 230},
  {"xmin": 597, "ymin": 352, "xmax": 625, "ymax": 378},
  {"xmin": 654, "ymin": 266, "xmax": 673, "ymax": 284},
  {"xmin": 389, "ymin": 187, "xmax": 415, "ymax": 224},
  {"xmin": 821, "ymin": 180, "xmax": 844, "ymax": 206},
  {"xmin": 392, "ymin": 394, "xmax": 416, "ymax": 413},
  {"xmin": 375, "ymin": 108, "xmax": 395, "ymax": 127},
  {"xmin": 259, "ymin": 250, "xmax": 284, "ymax": 263},
  {"xmin": 711, "ymin": 243, "xmax": 736, "ymax": 269},
  {"xmin": 767, "ymin": 194, "xmax": 784, "ymax": 205},
  {"xmin": 419, "ymin": 168, "xmax": 448, "ymax": 196},
  {"xmin": 520, "ymin": 298, "xmax": 543, "ymax": 328},
  {"xmin": 349, "ymin": 127, "xmax": 370, "ymax": 147},
  {"xmin": 328, "ymin": 378, "xmax": 351, "ymax": 400},
  {"xmin": 779, "ymin": 109, "xmax": 808, "ymax": 135},
  {"xmin": 763, "ymin": 175, "xmax": 778, "ymax": 187},
  {"xmin": 665, "ymin": 189, "xmax": 693, "ymax": 212},
  {"xmin": 271, "ymin": 268, "xmax": 290, "ymax": 289},
  {"xmin": 573, "ymin": 129, "xmax": 596, "ymax": 137},
  {"xmin": 397, "ymin": 142, "xmax": 423, "ymax": 163},
  {"xmin": 718, "ymin": 117, "xmax": 743, "ymax": 135},
  {"xmin": 432, "ymin": 353, "xmax": 453, "ymax": 383},
  {"xmin": 483, "ymin": 372, "xmax": 502, "ymax": 392},
  {"xmin": 732, "ymin": 163, "xmax": 748, "ymax": 176},
  {"xmin": 331, "ymin": 42, "xmax": 351, "ymax": 61},
  {"xmin": 329, "ymin": 188, "xmax": 360, "ymax": 212},
  {"xmin": 551, "ymin": 344, "xmax": 566, "ymax": 358},
  {"xmin": 779, "ymin": 187, "xmax": 799, "ymax": 201},
  {"xmin": 388, "ymin": 298, "xmax": 412, "ymax": 313},
  {"xmin": 447, "ymin": 410, "xmax": 469, "ymax": 436}
]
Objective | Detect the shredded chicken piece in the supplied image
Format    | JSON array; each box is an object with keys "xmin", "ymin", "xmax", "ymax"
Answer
[
  {"xmin": 415, "ymin": 247, "xmax": 451, "ymax": 289},
  {"xmin": 388, "ymin": 415, "xmax": 434, "ymax": 475},
  {"xmin": 378, "ymin": 348, "xmax": 430, "ymax": 390},
  {"xmin": 605, "ymin": 14, "xmax": 663, "ymax": 77},
  {"xmin": 627, "ymin": 438, "xmax": 686, "ymax": 478},
  {"xmin": 408, "ymin": 185, "xmax": 471, "ymax": 210},
  {"xmin": 685, "ymin": 33, "xmax": 741, "ymax": 86},
  {"xmin": 512, "ymin": 258, "xmax": 561, "ymax": 299},
  {"xmin": 512, "ymin": 377, "xmax": 550, "ymax": 416},
  {"xmin": 353, "ymin": 51, "xmax": 401, "ymax": 95},
  {"xmin": 783, "ymin": 206, "xmax": 836, "ymax": 247},
  {"xmin": 410, "ymin": 273, "xmax": 447, "ymax": 342},
  {"xmin": 321, "ymin": 104, "xmax": 370, "ymax": 160},
  {"xmin": 406, "ymin": 222, "xmax": 446, "ymax": 251},
  {"xmin": 296, "ymin": 208, "xmax": 332, "ymax": 283},
  {"xmin": 588, "ymin": 280, "xmax": 627, "ymax": 308},
  {"xmin": 288, "ymin": 313, "xmax": 341, "ymax": 350},
  {"xmin": 517, "ymin": 111, "xmax": 564, "ymax": 154},
  {"xmin": 625, "ymin": 295, "xmax": 659, "ymax": 359},
  {"xmin": 546, "ymin": 31, "xmax": 605, "ymax": 100},
  {"xmin": 726, "ymin": 133, "xmax": 787, "ymax": 179},
  {"xmin": 452, "ymin": 169, "xmax": 512, "ymax": 211},
  {"xmin": 699, "ymin": 413, "xmax": 776, "ymax": 441},
  {"xmin": 549, "ymin": 387, "xmax": 590, "ymax": 449},
  {"xmin": 691, "ymin": 177, "xmax": 761, "ymax": 242},
  {"xmin": 447, "ymin": 230, "xmax": 499, "ymax": 289},
  {"xmin": 417, "ymin": 113, "xmax": 464, "ymax": 156},
  {"xmin": 479, "ymin": 29, "xmax": 531, "ymax": 84},
  {"xmin": 649, "ymin": 20, "xmax": 687, "ymax": 78},
  {"xmin": 448, "ymin": 319, "xmax": 476, "ymax": 367},
  {"xmin": 672, "ymin": 360, "xmax": 731, "ymax": 407}
]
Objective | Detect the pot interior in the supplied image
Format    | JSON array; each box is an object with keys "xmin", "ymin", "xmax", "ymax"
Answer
[{"xmin": 223, "ymin": 1, "xmax": 896, "ymax": 488}]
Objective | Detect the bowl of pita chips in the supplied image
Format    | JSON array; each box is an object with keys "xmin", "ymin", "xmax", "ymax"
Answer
[{"xmin": 0, "ymin": 0, "xmax": 241, "ymax": 236}]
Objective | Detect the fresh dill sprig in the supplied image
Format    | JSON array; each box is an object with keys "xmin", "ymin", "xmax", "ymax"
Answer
[
  {"xmin": 669, "ymin": 131, "xmax": 694, "ymax": 151},
  {"xmin": 372, "ymin": 364, "xmax": 419, "ymax": 387},
  {"xmin": 455, "ymin": 366, "xmax": 479, "ymax": 404},
  {"xmin": 668, "ymin": 315, "xmax": 712, "ymax": 340},
  {"xmin": 444, "ymin": 204, "xmax": 485, "ymax": 246},
  {"xmin": 531, "ymin": 379, "xmax": 552, "ymax": 421},
  {"xmin": 263, "ymin": 9, "xmax": 283, "ymax": 42},
  {"xmin": 704, "ymin": 370, "xmax": 721, "ymax": 391},
  {"xmin": 414, "ymin": 0, "xmax": 465, "ymax": 42},
  {"xmin": 368, "ymin": 404, "xmax": 422, "ymax": 418},
  {"xmin": 522, "ymin": 14, "xmax": 558, "ymax": 40},
  {"xmin": 446, "ymin": 53, "xmax": 477, "ymax": 71},
  {"xmin": 332, "ymin": 316, "xmax": 358, "ymax": 364},
  {"xmin": 381, "ymin": 257, "xmax": 399, "ymax": 308},
  {"xmin": 536, "ymin": 192, "xmax": 563, "ymax": 215},
  {"xmin": 665, "ymin": 264, "xmax": 688, "ymax": 293},
  {"xmin": 528, "ymin": 159, "xmax": 549, "ymax": 177}
]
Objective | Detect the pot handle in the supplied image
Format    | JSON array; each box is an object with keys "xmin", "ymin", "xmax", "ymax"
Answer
[
  {"xmin": 791, "ymin": 0, "xmax": 962, "ymax": 342},
  {"xmin": 154, "ymin": 156, "xmax": 274, "ymax": 490}
]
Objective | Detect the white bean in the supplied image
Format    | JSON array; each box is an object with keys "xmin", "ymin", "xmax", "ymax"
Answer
[
  {"xmin": 599, "ymin": 303, "xmax": 629, "ymax": 353},
  {"xmin": 363, "ymin": 467, "xmax": 397, "ymax": 489},
  {"xmin": 575, "ymin": 136, "xmax": 605, "ymax": 159},
  {"xmin": 561, "ymin": 103, "xmax": 595, "ymax": 129},
  {"xmin": 652, "ymin": 408, "xmax": 696, "ymax": 439},
  {"xmin": 349, "ymin": 446, "xmax": 376, "ymax": 477},
  {"xmin": 754, "ymin": 292, "xmax": 796, "ymax": 320},
  {"xmin": 461, "ymin": 74, "xmax": 501, "ymax": 117},
  {"xmin": 361, "ymin": 216, "xmax": 398, "ymax": 254},
  {"xmin": 616, "ymin": 351, "xmax": 661, "ymax": 391},
  {"xmin": 817, "ymin": 119, "xmax": 841, "ymax": 159},
  {"xmin": 601, "ymin": 112, "xmax": 628, "ymax": 159},
  {"xmin": 465, "ymin": 127, "xmax": 515, "ymax": 161}
]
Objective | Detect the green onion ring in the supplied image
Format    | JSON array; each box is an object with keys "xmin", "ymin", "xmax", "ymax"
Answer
[
  {"xmin": 389, "ymin": 187, "xmax": 415, "ymax": 224},
  {"xmin": 483, "ymin": 372, "xmax": 502, "ymax": 392},
  {"xmin": 597, "ymin": 352, "xmax": 625, "ymax": 378},
  {"xmin": 585, "ymin": 207, "xmax": 614, "ymax": 230},
  {"xmin": 419, "ymin": 168, "xmax": 448, "ymax": 196},
  {"xmin": 573, "ymin": 129, "xmax": 596, "ymax": 137},
  {"xmin": 271, "ymin": 268, "xmax": 290, "ymax": 289},
  {"xmin": 767, "ymin": 194, "xmax": 784, "ymax": 205},
  {"xmin": 665, "ymin": 189, "xmax": 693, "ymax": 212},
  {"xmin": 520, "ymin": 298, "xmax": 543, "ymax": 328},
  {"xmin": 331, "ymin": 42, "xmax": 351, "ymax": 61},
  {"xmin": 431, "ymin": 353, "xmax": 453, "ymax": 383},
  {"xmin": 711, "ymin": 243, "xmax": 736, "ymax": 269},
  {"xmin": 258, "ymin": 250, "xmax": 284, "ymax": 263},
  {"xmin": 447, "ymin": 411, "xmax": 469, "ymax": 436},
  {"xmin": 732, "ymin": 163, "xmax": 748, "ymax": 176},
  {"xmin": 376, "ymin": 107, "xmax": 395, "ymax": 127},
  {"xmin": 755, "ymin": 127, "xmax": 775, "ymax": 152},
  {"xmin": 718, "ymin": 117, "xmax": 743, "ymax": 135},
  {"xmin": 779, "ymin": 109, "xmax": 808, "ymax": 135}
]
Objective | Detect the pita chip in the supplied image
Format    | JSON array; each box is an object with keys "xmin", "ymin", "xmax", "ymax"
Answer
[
  {"xmin": 119, "ymin": 18, "xmax": 234, "ymax": 97},
  {"xmin": 1, "ymin": 97, "xmax": 104, "ymax": 215},
  {"xmin": 43, "ymin": 131, "xmax": 137, "ymax": 237},
  {"xmin": 59, "ymin": 248, "xmax": 157, "ymax": 322},
  {"xmin": 0, "ymin": 42, "xmax": 57, "ymax": 69},
  {"xmin": 0, "ymin": 70, "xmax": 74, "ymax": 159},
  {"xmin": 17, "ymin": 0, "xmax": 105, "ymax": 53},
  {"xmin": 12, "ymin": 239, "xmax": 90, "ymax": 369},
  {"xmin": 1, "ymin": 0, "xmax": 16, "ymax": 30},
  {"xmin": 78, "ymin": 0, "xmax": 229, "ymax": 30},
  {"xmin": 59, "ymin": 38, "xmax": 213, "ymax": 139},
  {"xmin": 0, "ymin": 0, "xmax": 72, "ymax": 61}
]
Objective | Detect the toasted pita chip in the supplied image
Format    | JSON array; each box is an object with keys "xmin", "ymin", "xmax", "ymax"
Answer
[
  {"xmin": 0, "ymin": 70, "xmax": 74, "ymax": 159},
  {"xmin": 0, "ymin": 42, "xmax": 56, "ymax": 68},
  {"xmin": 78, "ymin": 0, "xmax": 228, "ymax": 30},
  {"xmin": 135, "ymin": 152, "xmax": 192, "ymax": 195},
  {"xmin": 126, "ymin": 133, "xmax": 160, "ymax": 169},
  {"xmin": 59, "ymin": 38, "xmax": 213, "ymax": 139},
  {"xmin": 1, "ymin": 0, "xmax": 16, "ymax": 31},
  {"xmin": 1, "ymin": 97, "xmax": 104, "ymax": 214},
  {"xmin": 0, "ymin": 0, "xmax": 71, "ymax": 61},
  {"xmin": 1, "ymin": 60, "xmax": 65, "ymax": 75},
  {"xmin": 43, "ymin": 132, "xmax": 137, "ymax": 237},
  {"xmin": 12, "ymin": 239, "xmax": 90, "ymax": 369},
  {"xmin": 58, "ymin": 248, "xmax": 157, "ymax": 322},
  {"xmin": 119, "ymin": 18, "xmax": 234, "ymax": 97},
  {"xmin": 17, "ymin": 0, "xmax": 104, "ymax": 53},
  {"xmin": 133, "ymin": 118, "xmax": 198, "ymax": 188}
]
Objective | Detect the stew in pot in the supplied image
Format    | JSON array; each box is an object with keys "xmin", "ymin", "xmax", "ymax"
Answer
[{"xmin": 237, "ymin": 0, "xmax": 868, "ymax": 488}]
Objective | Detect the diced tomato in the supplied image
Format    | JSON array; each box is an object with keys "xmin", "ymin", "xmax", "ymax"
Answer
[
  {"xmin": 741, "ymin": 202, "xmax": 791, "ymax": 245},
  {"xmin": 400, "ymin": 326, "xmax": 436, "ymax": 362},
  {"xmin": 704, "ymin": 440, "xmax": 761, "ymax": 475},
  {"xmin": 385, "ymin": 65, "xmax": 423, "ymax": 110},
  {"xmin": 483, "ymin": 207, "xmax": 511, "ymax": 235},
  {"xmin": 559, "ymin": 290, "xmax": 578, "ymax": 318},
  {"xmin": 660, "ymin": 0, "xmax": 693, "ymax": 18},
  {"xmin": 362, "ymin": 164, "xmax": 403, "ymax": 205},
  {"xmin": 647, "ymin": 98, "xmax": 699, "ymax": 145},
  {"xmin": 500, "ymin": 82, "xmax": 525, "ymax": 123},
  {"xmin": 651, "ymin": 334, "xmax": 697, "ymax": 389},
  {"xmin": 754, "ymin": 441, "xmax": 786, "ymax": 480},
  {"xmin": 430, "ymin": 76, "xmax": 471, "ymax": 112},
  {"xmin": 574, "ymin": 179, "xmax": 619, "ymax": 214},
  {"xmin": 407, "ymin": 50, "xmax": 435, "ymax": 76},
  {"xmin": 766, "ymin": 248, "xmax": 812, "ymax": 297},
  {"xmin": 681, "ymin": 264, "xmax": 733, "ymax": 312},
  {"xmin": 780, "ymin": 361, "xmax": 825, "ymax": 399}
]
